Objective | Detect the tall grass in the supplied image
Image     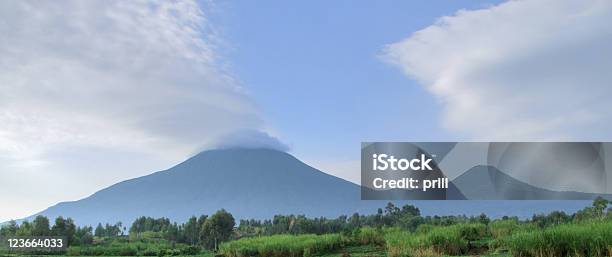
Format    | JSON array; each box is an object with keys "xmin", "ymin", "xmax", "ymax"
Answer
[
  {"xmin": 502, "ymin": 220, "xmax": 612, "ymax": 257},
  {"xmin": 219, "ymin": 234, "xmax": 343, "ymax": 257},
  {"xmin": 384, "ymin": 230, "xmax": 422, "ymax": 257},
  {"xmin": 222, "ymin": 216, "xmax": 612, "ymax": 257},
  {"xmin": 65, "ymin": 237, "xmax": 201, "ymax": 256},
  {"xmin": 489, "ymin": 219, "xmax": 536, "ymax": 239},
  {"xmin": 349, "ymin": 227, "xmax": 385, "ymax": 246},
  {"xmin": 384, "ymin": 223, "xmax": 489, "ymax": 257}
]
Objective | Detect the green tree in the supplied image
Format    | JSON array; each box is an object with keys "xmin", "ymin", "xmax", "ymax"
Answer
[
  {"xmin": 348, "ymin": 213, "xmax": 361, "ymax": 229},
  {"xmin": 164, "ymin": 223, "xmax": 180, "ymax": 242},
  {"xmin": 74, "ymin": 226, "xmax": 93, "ymax": 245},
  {"xmin": 200, "ymin": 209, "xmax": 235, "ymax": 250},
  {"xmin": 32, "ymin": 215, "xmax": 50, "ymax": 236},
  {"xmin": 592, "ymin": 196, "xmax": 609, "ymax": 219},
  {"xmin": 51, "ymin": 217, "xmax": 76, "ymax": 245},
  {"xmin": 94, "ymin": 223, "xmax": 104, "ymax": 237},
  {"xmin": 574, "ymin": 197, "xmax": 610, "ymax": 221},
  {"xmin": 197, "ymin": 215, "xmax": 208, "ymax": 228},
  {"xmin": 0, "ymin": 220, "xmax": 18, "ymax": 236},
  {"xmin": 16, "ymin": 221, "xmax": 32, "ymax": 236},
  {"xmin": 104, "ymin": 222, "xmax": 122, "ymax": 237},
  {"xmin": 400, "ymin": 205, "xmax": 420, "ymax": 217},
  {"xmin": 547, "ymin": 211, "xmax": 570, "ymax": 225},
  {"xmin": 184, "ymin": 216, "xmax": 199, "ymax": 245},
  {"xmin": 478, "ymin": 213, "xmax": 490, "ymax": 225},
  {"xmin": 384, "ymin": 202, "xmax": 400, "ymax": 216},
  {"xmin": 197, "ymin": 214, "xmax": 208, "ymax": 243}
]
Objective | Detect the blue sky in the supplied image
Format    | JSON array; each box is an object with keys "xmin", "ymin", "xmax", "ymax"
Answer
[
  {"xmin": 212, "ymin": 0, "xmax": 499, "ymax": 172},
  {"xmin": 2, "ymin": 0, "xmax": 611, "ymax": 221}
]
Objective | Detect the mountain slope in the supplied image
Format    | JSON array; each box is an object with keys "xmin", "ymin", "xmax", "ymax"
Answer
[
  {"xmin": 28, "ymin": 149, "xmax": 384, "ymax": 226},
  {"xmin": 19, "ymin": 149, "xmax": 593, "ymax": 226},
  {"xmin": 453, "ymin": 165, "xmax": 612, "ymax": 200}
]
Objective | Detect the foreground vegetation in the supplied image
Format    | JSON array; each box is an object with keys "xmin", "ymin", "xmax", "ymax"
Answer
[
  {"xmin": 65, "ymin": 237, "xmax": 203, "ymax": 256},
  {"xmin": 1, "ymin": 198, "xmax": 610, "ymax": 257},
  {"xmin": 220, "ymin": 204, "xmax": 611, "ymax": 257},
  {"xmin": 220, "ymin": 234, "xmax": 343, "ymax": 257},
  {"xmin": 503, "ymin": 220, "xmax": 612, "ymax": 257}
]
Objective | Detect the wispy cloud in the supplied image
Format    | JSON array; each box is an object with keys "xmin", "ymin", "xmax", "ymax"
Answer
[
  {"xmin": 0, "ymin": 1, "xmax": 262, "ymax": 221},
  {"xmin": 383, "ymin": 0, "xmax": 612, "ymax": 140},
  {"xmin": 208, "ymin": 129, "xmax": 290, "ymax": 152}
]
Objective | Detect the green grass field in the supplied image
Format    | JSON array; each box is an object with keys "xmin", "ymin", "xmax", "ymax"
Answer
[
  {"xmin": 220, "ymin": 234, "xmax": 343, "ymax": 257},
  {"xmin": 501, "ymin": 220, "xmax": 612, "ymax": 257},
  {"xmin": 217, "ymin": 219, "xmax": 611, "ymax": 257},
  {"xmin": 3, "ymin": 219, "xmax": 610, "ymax": 257}
]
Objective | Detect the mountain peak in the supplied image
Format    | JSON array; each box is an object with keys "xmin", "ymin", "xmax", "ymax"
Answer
[
  {"xmin": 207, "ymin": 130, "xmax": 290, "ymax": 152},
  {"xmin": 196, "ymin": 147, "xmax": 291, "ymax": 157},
  {"xmin": 181, "ymin": 147, "xmax": 301, "ymax": 174}
]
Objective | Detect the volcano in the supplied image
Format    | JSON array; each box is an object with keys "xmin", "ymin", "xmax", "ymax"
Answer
[{"xmin": 18, "ymin": 148, "xmax": 592, "ymax": 226}]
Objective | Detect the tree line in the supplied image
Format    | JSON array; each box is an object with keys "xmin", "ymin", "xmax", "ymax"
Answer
[
  {"xmin": 235, "ymin": 202, "xmax": 486, "ymax": 237},
  {"xmin": 94, "ymin": 222, "xmax": 124, "ymax": 238},
  {"xmin": 1, "ymin": 197, "xmax": 609, "ymax": 251},
  {"xmin": 0, "ymin": 209, "xmax": 235, "ymax": 251},
  {"xmin": 0, "ymin": 216, "xmax": 93, "ymax": 246},
  {"xmin": 128, "ymin": 209, "xmax": 234, "ymax": 250},
  {"xmin": 236, "ymin": 197, "xmax": 611, "ymax": 236}
]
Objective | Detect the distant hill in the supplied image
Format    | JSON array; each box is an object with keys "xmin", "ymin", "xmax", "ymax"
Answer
[
  {"xmin": 453, "ymin": 165, "xmax": 612, "ymax": 200},
  {"xmin": 14, "ymin": 149, "xmax": 592, "ymax": 226}
]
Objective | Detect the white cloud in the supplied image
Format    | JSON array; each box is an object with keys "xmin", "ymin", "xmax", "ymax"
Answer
[
  {"xmin": 383, "ymin": 0, "xmax": 612, "ymax": 140},
  {"xmin": 208, "ymin": 129, "xmax": 290, "ymax": 152},
  {"xmin": 0, "ymin": 1, "xmax": 262, "ymax": 221}
]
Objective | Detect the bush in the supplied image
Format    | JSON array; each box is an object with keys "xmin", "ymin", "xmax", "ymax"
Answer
[
  {"xmin": 140, "ymin": 248, "xmax": 159, "ymax": 256},
  {"xmin": 181, "ymin": 245, "xmax": 201, "ymax": 255}
]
